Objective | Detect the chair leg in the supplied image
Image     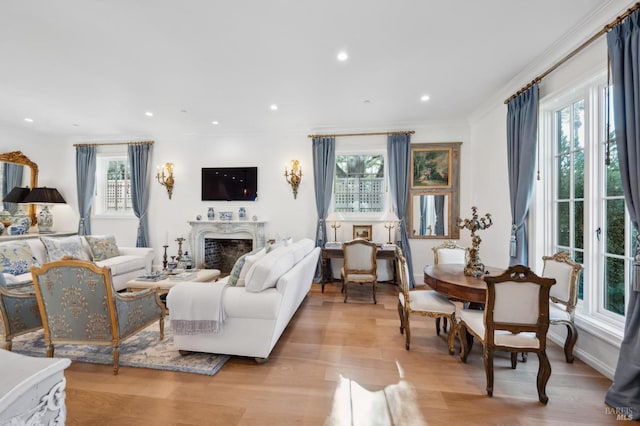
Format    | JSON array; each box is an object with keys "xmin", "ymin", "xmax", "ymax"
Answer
[
  {"xmin": 510, "ymin": 352, "xmax": 518, "ymax": 369},
  {"xmin": 446, "ymin": 316, "xmax": 456, "ymax": 355},
  {"xmin": 404, "ymin": 316, "xmax": 411, "ymax": 350},
  {"xmin": 159, "ymin": 317, "xmax": 165, "ymax": 340},
  {"xmin": 112, "ymin": 345, "xmax": 120, "ymax": 375},
  {"xmin": 443, "ymin": 317, "xmax": 448, "ymax": 333},
  {"xmin": 484, "ymin": 348, "xmax": 495, "ymax": 397},
  {"xmin": 373, "ymin": 281, "xmax": 377, "ymax": 304},
  {"xmin": 435, "ymin": 318, "xmax": 441, "ymax": 336},
  {"xmin": 459, "ymin": 325, "xmax": 469, "ymax": 362},
  {"xmin": 46, "ymin": 343, "xmax": 54, "ymax": 358},
  {"xmin": 4, "ymin": 339, "xmax": 11, "ymax": 352},
  {"xmin": 537, "ymin": 351, "xmax": 551, "ymax": 404},
  {"xmin": 397, "ymin": 301, "xmax": 405, "ymax": 334},
  {"xmin": 343, "ymin": 281, "xmax": 348, "ymax": 303},
  {"xmin": 564, "ymin": 323, "xmax": 578, "ymax": 363}
]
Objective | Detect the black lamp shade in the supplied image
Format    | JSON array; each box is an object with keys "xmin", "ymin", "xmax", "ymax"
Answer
[
  {"xmin": 23, "ymin": 187, "xmax": 66, "ymax": 204},
  {"xmin": 3, "ymin": 186, "xmax": 31, "ymax": 203}
]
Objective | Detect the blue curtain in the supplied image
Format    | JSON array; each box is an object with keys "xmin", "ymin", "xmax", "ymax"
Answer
[
  {"xmin": 506, "ymin": 84, "xmax": 539, "ymax": 266},
  {"xmin": 75, "ymin": 146, "xmax": 96, "ymax": 235},
  {"xmin": 434, "ymin": 194, "xmax": 445, "ymax": 236},
  {"xmin": 128, "ymin": 144, "xmax": 151, "ymax": 247},
  {"xmin": 312, "ymin": 137, "xmax": 336, "ymax": 249},
  {"xmin": 2, "ymin": 163, "xmax": 24, "ymax": 214},
  {"xmin": 419, "ymin": 194, "xmax": 427, "ymax": 235},
  {"xmin": 605, "ymin": 12, "xmax": 640, "ymax": 419},
  {"xmin": 388, "ymin": 134, "xmax": 415, "ymax": 287}
]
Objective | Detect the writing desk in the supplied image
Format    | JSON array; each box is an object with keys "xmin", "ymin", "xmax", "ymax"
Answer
[{"xmin": 321, "ymin": 244, "xmax": 398, "ymax": 292}]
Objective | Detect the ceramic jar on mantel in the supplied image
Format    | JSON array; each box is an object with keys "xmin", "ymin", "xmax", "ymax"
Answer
[
  {"xmin": 238, "ymin": 207, "xmax": 247, "ymax": 220},
  {"xmin": 207, "ymin": 207, "xmax": 215, "ymax": 220}
]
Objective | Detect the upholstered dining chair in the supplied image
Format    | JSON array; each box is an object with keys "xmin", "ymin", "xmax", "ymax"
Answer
[
  {"xmin": 457, "ymin": 265, "xmax": 556, "ymax": 404},
  {"xmin": 341, "ymin": 239, "xmax": 378, "ymax": 303},
  {"xmin": 0, "ymin": 274, "xmax": 42, "ymax": 351},
  {"xmin": 397, "ymin": 248, "xmax": 457, "ymax": 354},
  {"xmin": 541, "ymin": 251, "xmax": 583, "ymax": 363},
  {"xmin": 432, "ymin": 240, "xmax": 468, "ymax": 334},
  {"xmin": 31, "ymin": 259, "xmax": 165, "ymax": 374}
]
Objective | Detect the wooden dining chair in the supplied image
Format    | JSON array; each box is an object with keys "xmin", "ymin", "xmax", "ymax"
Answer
[
  {"xmin": 397, "ymin": 249, "xmax": 457, "ymax": 354},
  {"xmin": 432, "ymin": 240, "xmax": 468, "ymax": 335},
  {"xmin": 542, "ymin": 251, "xmax": 583, "ymax": 363},
  {"xmin": 341, "ymin": 239, "xmax": 378, "ymax": 304},
  {"xmin": 457, "ymin": 265, "xmax": 556, "ymax": 404}
]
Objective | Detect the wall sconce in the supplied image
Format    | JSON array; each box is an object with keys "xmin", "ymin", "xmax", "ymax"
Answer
[
  {"xmin": 156, "ymin": 162, "xmax": 174, "ymax": 199},
  {"xmin": 284, "ymin": 159, "xmax": 302, "ymax": 199},
  {"xmin": 381, "ymin": 210, "xmax": 399, "ymax": 244},
  {"xmin": 326, "ymin": 211, "xmax": 344, "ymax": 241}
]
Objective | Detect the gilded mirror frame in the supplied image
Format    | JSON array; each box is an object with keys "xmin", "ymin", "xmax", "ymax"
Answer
[
  {"xmin": 0, "ymin": 151, "xmax": 39, "ymax": 225},
  {"xmin": 409, "ymin": 142, "xmax": 461, "ymax": 239}
]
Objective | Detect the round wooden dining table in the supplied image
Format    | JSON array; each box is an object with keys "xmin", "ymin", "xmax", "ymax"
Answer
[{"xmin": 423, "ymin": 264, "xmax": 505, "ymax": 304}]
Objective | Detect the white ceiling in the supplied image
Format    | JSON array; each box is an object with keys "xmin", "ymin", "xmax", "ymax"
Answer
[{"xmin": 0, "ymin": 0, "xmax": 611, "ymax": 138}]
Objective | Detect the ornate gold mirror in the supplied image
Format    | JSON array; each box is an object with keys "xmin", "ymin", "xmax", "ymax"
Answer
[
  {"xmin": 408, "ymin": 142, "xmax": 461, "ymax": 239},
  {"xmin": 0, "ymin": 151, "xmax": 39, "ymax": 225}
]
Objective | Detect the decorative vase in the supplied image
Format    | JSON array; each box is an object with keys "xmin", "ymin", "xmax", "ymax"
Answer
[
  {"xmin": 207, "ymin": 207, "xmax": 215, "ymax": 220},
  {"xmin": 8, "ymin": 224, "xmax": 25, "ymax": 235},
  {"xmin": 238, "ymin": 207, "xmax": 247, "ymax": 220},
  {"xmin": 0, "ymin": 223, "xmax": 4, "ymax": 235}
]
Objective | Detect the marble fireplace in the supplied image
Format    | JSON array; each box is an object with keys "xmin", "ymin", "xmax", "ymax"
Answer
[{"xmin": 188, "ymin": 220, "xmax": 266, "ymax": 272}]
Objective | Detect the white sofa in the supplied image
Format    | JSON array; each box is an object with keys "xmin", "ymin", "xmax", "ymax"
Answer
[
  {"xmin": 1, "ymin": 236, "xmax": 153, "ymax": 292},
  {"xmin": 167, "ymin": 238, "xmax": 320, "ymax": 360}
]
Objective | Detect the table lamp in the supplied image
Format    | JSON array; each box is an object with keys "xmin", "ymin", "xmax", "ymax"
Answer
[
  {"xmin": 3, "ymin": 186, "xmax": 31, "ymax": 225},
  {"xmin": 23, "ymin": 187, "xmax": 66, "ymax": 233},
  {"xmin": 326, "ymin": 211, "xmax": 344, "ymax": 241},
  {"xmin": 381, "ymin": 210, "xmax": 399, "ymax": 244}
]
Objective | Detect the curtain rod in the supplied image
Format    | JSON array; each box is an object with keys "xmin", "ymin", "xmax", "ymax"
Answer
[
  {"xmin": 72, "ymin": 141, "xmax": 154, "ymax": 147},
  {"xmin": 307, "ymin": 130, "xmax": 415, "ymax": 138},
  {"xmin": 504, "ymin": 2, "xmax": 640, "ymax": 104}
]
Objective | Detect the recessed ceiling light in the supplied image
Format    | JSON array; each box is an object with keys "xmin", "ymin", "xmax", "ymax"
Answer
[
  {"xmin": 24, "ymin": 118, "xmax": 33, "ymax": 123},
  {"xmin": 72, "ymin": 123, "xmax": 79, "ymax": 127},
  {"xmin": 270, "ymin": 104, "xmax": 278, "ymax": 111},
  {"xmin": 145, "ymin": 111, "xmax": 154, "ymax": 117},
  {"xmin": 337, "ymin": 51, "xmax": 348, "ymax": 61},
  {"xmin": 211, "ymin": 121, "xmax": 219, "ymax": 125},
  {"xmin": 363, "ymin": 99, "xmax": 371, "ymax": 104},
  {"xmin": 420, "ymin": 94, "xmax": 430, "ymax": 102}
]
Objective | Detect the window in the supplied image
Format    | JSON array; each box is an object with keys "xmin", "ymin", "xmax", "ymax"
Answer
[
  {"xmin": 334, "ymin": 154, "xmax": 385, "ymax": 214},
  {"xmin": 540, "ymin": 76, "xmax": 634, "ymax": 331},
  {"xmin": 94, "ymin": 153, "xmax": 133, "ymax": 216}
]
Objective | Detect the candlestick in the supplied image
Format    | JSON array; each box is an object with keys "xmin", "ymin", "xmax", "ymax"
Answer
[
  {"xmin": 162, "ymin": 244, "xmax": 169, "ymax": 271},
  {"xmin": 175, "ymin": 237, "xmax": 185, "ymax": 261},
  {"xmin": 457, "ymin": 206, "xmax": 493, "ymax": 277}
]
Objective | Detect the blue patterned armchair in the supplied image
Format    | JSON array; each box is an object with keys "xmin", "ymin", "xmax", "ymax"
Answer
[
  {"xmin": 0, "ymin": 274, "xmax": 42, "ymax": 350},
  {"xmin": 31, "ymin": 259, "xmax": 165, "ymax": 374}
]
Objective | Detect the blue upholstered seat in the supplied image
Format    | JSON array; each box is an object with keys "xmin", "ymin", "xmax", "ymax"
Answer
[
  {"xmin": 0, "ymin": 273, "xmax": 42, "ymax": 351},
  {"xmin": 31, "ymin": 259, "xmax": 165, "ymax": 374}
]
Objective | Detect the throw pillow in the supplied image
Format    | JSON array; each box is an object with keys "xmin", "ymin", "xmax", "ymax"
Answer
[
  {"xmin": 236, "ymin": 248, "xmax": 267, "ymax": 287},
  {"xmin": 245, "ymin": 246, "xmax": 295, "ymax": 293},
  {"xmin": 0, "ymin": 243, "xmax": 38, "ymax": 275},
  {"xmin": 40, "ymin": 235, "xmax": 91, "ymax": 262},
  {"xmin": 84, "ymin": 235, "xmax": 120, "ymax": 261},
  {"xmin": 228, "ymin": 253, "xmax": 250, "ymax": 286}
]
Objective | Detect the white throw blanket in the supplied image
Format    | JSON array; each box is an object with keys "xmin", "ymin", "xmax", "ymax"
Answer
[{"xmin": 167, "ymin": 280, "xmax": 230, "ymax": 335}]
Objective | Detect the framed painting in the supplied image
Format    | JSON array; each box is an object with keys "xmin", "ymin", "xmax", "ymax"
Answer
[
  {"xmin": 353, "ymin": 225, "xmax": 373, "ymax": 241},
  {"xmin": 410, "ymin": 146, "xmax": 452, "ymax": 189}
]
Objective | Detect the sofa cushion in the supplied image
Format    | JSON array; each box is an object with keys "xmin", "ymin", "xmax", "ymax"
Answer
[
  {"xmin": 236, "ymin": 248, "xmax": 267, "ymax": 287},
  {"xmin": 245, "ymin": 246, "xmax": 295, "ymax": 293},
  {"xmin": 84, "ymin": 235, "xmax": 120, "ymax": 261},
  {"xmin": 95, "ymin": 255, "xmax": 146, "ymax": 276},
  {"xmin": 0, "ymin": 242, "xmax": 39, "ymax": 275},
  {"xmin": 40, "ymin": 235, "xmax": 91, "ymax": 262},
  {"xmin": 228, "ymin": 247, "xmax": 264, "ymax": 286},
  {"xmin": 290, "ymin": 238, "xmax": 315, "ymax": 264}
]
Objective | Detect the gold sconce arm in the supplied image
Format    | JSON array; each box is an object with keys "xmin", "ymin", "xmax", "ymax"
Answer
[
  {"xmin": 156, "ymin": 162, "xmax": 174, "ymax": 199},
  {"xmin": 284, "ymin": 159, "xmax": 302, "ymax": 199}
]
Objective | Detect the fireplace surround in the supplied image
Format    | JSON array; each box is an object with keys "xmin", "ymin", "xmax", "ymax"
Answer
[{"xmin": 188, "ymin": 220, "xmax": 266, "ymax": 270}]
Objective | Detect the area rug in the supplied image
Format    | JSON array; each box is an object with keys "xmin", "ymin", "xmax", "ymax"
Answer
[{"xmin": 9, "ymin": 320, "xmax": 230, "ymax": 376}]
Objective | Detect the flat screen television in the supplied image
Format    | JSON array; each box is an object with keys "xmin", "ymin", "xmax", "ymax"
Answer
[{"xmin": 201, "ymin": 167, "xmax": 258, "ymax": 201}]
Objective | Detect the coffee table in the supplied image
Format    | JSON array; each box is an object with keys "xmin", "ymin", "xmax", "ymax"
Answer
[{"xmin": 126, "ymin": 269, "xmax": 221, "ymax": 293}]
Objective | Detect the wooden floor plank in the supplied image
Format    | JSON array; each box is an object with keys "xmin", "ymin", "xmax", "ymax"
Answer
[{"xmin": 60, "ymin": 282, "xmax": 619, "ymax": 425}]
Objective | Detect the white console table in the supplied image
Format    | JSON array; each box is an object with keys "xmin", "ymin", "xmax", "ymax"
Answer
[{"xmin": 0, "ymin": 349, "xmax": 71, "ymax": 426}]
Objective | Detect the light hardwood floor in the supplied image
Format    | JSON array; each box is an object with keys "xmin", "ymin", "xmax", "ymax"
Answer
[{"xmin": 63, "ymin": 282, "xmax": 619, "ymax": 425}]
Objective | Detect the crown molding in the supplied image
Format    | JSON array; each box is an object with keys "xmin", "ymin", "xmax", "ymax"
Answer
[{"xmin": 468, "ymin": 0, "xmax": 635, "ymax": 125}]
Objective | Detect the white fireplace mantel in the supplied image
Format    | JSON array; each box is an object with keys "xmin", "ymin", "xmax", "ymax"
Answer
[{"xmin": 188, "ymin": 220, "xmax": 266, "ymax": 269}]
